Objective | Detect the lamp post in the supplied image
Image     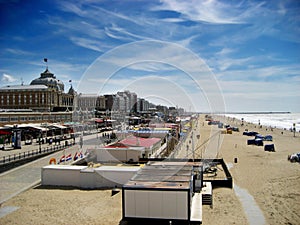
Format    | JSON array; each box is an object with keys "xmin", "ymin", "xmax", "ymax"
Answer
[{"xmin": 39, "ymin": 131, "xmax": 42, "ymax": 153}]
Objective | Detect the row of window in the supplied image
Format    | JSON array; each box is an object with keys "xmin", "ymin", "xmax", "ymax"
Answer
[
  {"xmin": 0, "ymin": 114, "xmax": 72, "ymax": 123},
  {"xmin": 1, "ymin": 93, "xmax": 47, "ymax": 105},
  {"xmin": 0, "ymin": 94, "xmax": 74, "ymax": 106}
]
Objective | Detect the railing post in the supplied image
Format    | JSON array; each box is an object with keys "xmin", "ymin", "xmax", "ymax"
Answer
[{"xmin": 3, "ymin": 156, "xmax": 5, "ymax": 163}]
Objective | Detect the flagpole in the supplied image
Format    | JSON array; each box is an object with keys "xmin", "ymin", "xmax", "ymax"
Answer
[{"xmin": 44, "ymin": 58, "xmax": 48, "ymax": 69}]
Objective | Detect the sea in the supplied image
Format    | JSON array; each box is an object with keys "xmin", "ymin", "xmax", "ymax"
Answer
[{"xmin": 223, "ymin": 113, "xmax": 300, "ymax": 132}]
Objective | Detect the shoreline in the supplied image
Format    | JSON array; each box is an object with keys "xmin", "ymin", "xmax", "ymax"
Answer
[{"xmin": 221, "ymin": 112, "xmax": 300, "ymax": 132}]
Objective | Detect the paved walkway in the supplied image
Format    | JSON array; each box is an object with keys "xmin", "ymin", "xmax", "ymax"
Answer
[
  {"xmin": 0, "ymin": 137, "xmax": 75, "ymax": 158},
  {"xmin": 0, "ymin": 133, "xmax": 101, "ymax": 204}
]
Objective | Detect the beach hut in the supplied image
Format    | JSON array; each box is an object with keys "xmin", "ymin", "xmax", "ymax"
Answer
[
  {"xmin": 255, "ymin": 134, "xmax": 264, "ymax": 140},
  {"xmin": 122, "ymin": 161, "xmax": 203, "ymax": 224},
  {"xmin": 247, "ymin": 139, "xmax": 256, "ymax": 145},
  {"xmin": 255, "ymin": 139, "xmax": 264, "ymax": 146},
  {"xmin": 264, "ymin": 144, "xmax": 275, "ymax": 152},
  {"xmin": 264, "ymin": 135, "xmax": 273, "ymax": 141}
]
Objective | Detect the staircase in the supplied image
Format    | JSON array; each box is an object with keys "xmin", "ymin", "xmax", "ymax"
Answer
[{"xmin": 201, "ymin": 182, "xmax": 213, "ymax": 207}]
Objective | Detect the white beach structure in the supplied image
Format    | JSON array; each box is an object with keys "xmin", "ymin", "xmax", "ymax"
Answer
[
  {"xmin": 122, "ymin": 161, "xmax": 203, "ymax": 224},
  {"xmin": 41, "ymin": 164, "xmax": 140, "ymax": 188}
]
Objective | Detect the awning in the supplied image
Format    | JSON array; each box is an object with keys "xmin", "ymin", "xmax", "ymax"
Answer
[
  {"xmin": 0, "ymin": 130, "xmax": 11, "ymax": 135},
  {"xmin": 51, "ymin": 124, "xmax": 68, "ymax": 129}
]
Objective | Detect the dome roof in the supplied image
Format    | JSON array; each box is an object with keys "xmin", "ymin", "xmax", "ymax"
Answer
[
  {"xmin": 30, "ymin": 68, "xmax": 64, "ymax": 92},
  {"xmin": 68, "ymin": 85, "xmax": 76, "ymax": 95}
]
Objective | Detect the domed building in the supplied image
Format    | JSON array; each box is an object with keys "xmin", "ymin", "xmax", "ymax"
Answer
[
  {"xmin": 30, "ymin": 68, "xmax": 65, "ymax": 92},
  {"xmin": 0, "ymin": 66, "xmax": 75, "ymax": 112}
]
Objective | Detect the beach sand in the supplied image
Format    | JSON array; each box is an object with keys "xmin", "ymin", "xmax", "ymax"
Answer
[{"xmin": 0, "ymin": 114, "xmax": 299, "ymax": 224}]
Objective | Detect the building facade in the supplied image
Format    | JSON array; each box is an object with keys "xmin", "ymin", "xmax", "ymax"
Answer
[{"xmin": 0, "ymin": 68, "xmax": 74, "ymax": 112}]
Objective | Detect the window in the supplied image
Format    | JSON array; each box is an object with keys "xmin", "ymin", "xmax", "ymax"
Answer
[
  {"xmin": 20, "ymin": 117, "xmax": 27, "ymax": 121},
  {"xmin": 29, "ymin": 116, "xmax": 35, "ymax": 121},
  {"xmin": 10, "ymin": 117, "xmax": 19, "ymax": 122},
  {"xmin": 0, "ymin": 117, "xmax": 9, "ymax": 122}
]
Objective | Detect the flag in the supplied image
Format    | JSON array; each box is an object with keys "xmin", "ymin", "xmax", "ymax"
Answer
[
  {"xmin": 69, "ymin": 80, "xmax": 72, "ymax": 82},
  {"xmin": 44, "ymin": 58, "xmax": 48, "ymax": 63},
  {"xmin": 59, "ymin": 155, "xmax": 65, "ymax": 163},
  {"xmin": 66, "ymin": 153, "xmax": 72, "ymax": 161},
  {"xmin": 73, "ymin": 152, "xmax": 78, "ymax": 161}
]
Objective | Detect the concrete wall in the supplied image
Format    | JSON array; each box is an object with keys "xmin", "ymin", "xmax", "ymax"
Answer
[
  {"xmin": 42, "ymin": 165, "xmax": 140, "ymax": 189},
  {"xmin": 41, "ymin": 165, "xmax": 86, "ymax": 187}
]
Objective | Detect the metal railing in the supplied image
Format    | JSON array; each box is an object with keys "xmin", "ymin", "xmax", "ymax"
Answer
[{"xmin": 0, "ymin": 143, "xmax": 72, "ymax": 165}]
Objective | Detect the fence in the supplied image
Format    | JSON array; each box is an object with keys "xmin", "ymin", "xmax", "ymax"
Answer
[{"xmin": 0, "ymin": 143, "xmax": 71, "ymax": 165}]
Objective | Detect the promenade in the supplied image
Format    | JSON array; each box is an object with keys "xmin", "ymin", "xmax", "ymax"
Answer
[{"xmin": 0, "ymin": 133, "xmax": 101, "ymax": 204}]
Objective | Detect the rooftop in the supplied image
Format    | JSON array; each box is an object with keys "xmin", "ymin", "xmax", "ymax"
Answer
[
  {"xmin": 0, "ymin": 84, "xmax": 48, "ymax": 90},
  {"xmin": 123, "ymin": 161, "xmax": 194, "ymax": 190},
  {"xmin": 107, "ymin": 136, "xmax": 161, "ymax": 148}
]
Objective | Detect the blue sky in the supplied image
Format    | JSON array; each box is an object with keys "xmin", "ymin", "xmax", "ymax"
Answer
[{"xmin": 0, "ymin": 0, "xmax": 299, "ymax": 112}]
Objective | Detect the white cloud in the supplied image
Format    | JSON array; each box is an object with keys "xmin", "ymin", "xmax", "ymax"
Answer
[
  {"xmin": 104, "ymin": 25, "xmax": 148, "ymax": 42},
  {"xmin": 69, "ymin": 36, "xmax": 106, "ymax": 52},
  {"xmin": 216, "ymin": 47, "xmax": 236, "ymax": 57},
  {"xmin": 5, "ymin": 48, "xmax": 33, "ymax": 55},
  {"xmin": 2, "ymin": 73, "xmax": 17, "ymax": 83},
  {"xmin": 154, "ymin": 0, "xmax": 248, "ymax": 24}
]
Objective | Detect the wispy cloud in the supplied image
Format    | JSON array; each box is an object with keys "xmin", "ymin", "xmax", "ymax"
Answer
[
  {"xmin": 216, "ymin": 64, "xmax": 300, "ymax": 83},
  {"xmin": 5, "ymin": 48, "xmax": 33, "ymax": 56},
  {"xmin": 154, "ymin": 0, "xmax": 249, "ymax": 24},
  {"xmin": 69, "ymin": 36, "xmax": 106, "ymax": 52},
  {"xmin": 104, "ymin": 25, "xmax": 149, "ymax": 42},
  {"xmin": 1, "ymin": 73, "xmax": 17, "ymax": 83}
]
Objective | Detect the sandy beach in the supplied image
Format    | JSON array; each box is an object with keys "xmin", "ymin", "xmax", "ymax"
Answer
[{"xmin": 0, "ymin": 114, "xmax": 299, "ymax": 225}]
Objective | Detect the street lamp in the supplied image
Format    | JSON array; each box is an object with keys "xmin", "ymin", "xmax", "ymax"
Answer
[{"xmin": 39, "ymin": 131, "xmax": 42, "ymax": 153}]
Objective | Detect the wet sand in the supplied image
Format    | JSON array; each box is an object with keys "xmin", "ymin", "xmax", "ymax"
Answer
[{"xmin": 0, "ymin": 114, "xmax": 299, "ymax": 225}]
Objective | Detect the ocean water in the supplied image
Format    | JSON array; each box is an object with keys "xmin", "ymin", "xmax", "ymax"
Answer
[{"xmin": 224, "ymin": 113, "xmax": 300, "ymax": 132}]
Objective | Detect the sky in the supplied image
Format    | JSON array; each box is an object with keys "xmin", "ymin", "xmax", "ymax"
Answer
[{"xmin": 0, "ymin": 0, "xmax": 299, "ymax": 112}]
